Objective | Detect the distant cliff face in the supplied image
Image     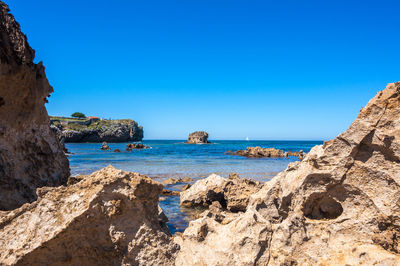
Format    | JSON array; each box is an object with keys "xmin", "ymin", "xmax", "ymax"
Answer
[
  {"xmin": 187, "ymin": 131, "xmax": 210, "ymax": 144},
  {"xmin": 0, "ymin": 2, "xmax": 69, "ymax": 210},
  {"xmin": 51, "ymin": 118, "xmax": 144, "ymax": 143}
]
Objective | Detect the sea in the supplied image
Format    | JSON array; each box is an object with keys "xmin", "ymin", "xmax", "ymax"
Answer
[{"xmin": 66, "ymin": 140, "xmax": 322, "ymax": 234}]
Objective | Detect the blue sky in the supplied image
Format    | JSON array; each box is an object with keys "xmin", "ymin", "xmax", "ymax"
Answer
[{"xmin": 9, "ymin": 0, "xmax": 400, "ymax": 140}]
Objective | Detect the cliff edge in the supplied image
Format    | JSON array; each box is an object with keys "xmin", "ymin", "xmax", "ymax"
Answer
[{"xmin": 0, "ymin": 2, "xmax": 69, "ymax": 210}]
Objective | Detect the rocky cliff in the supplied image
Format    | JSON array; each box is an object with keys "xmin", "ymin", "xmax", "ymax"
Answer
[
  {"xmin": 0, "ymin": 2, "xmax": 69, "ymax": 210},
  {"xmin": 175, "ymin": 82, "xmax": 400, "ymax": 265},
  {"xmin": 51, "ymin": 118, "xmax": 144, "ymax": 143},
  {"xmin": 0, "ymin": 166, "xmax": 178, "ymax": 265}
]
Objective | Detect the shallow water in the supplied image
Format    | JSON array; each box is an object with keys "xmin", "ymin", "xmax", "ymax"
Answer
[{"xmin": 66, "ymin": 140, "xmax": 322, "ymax": 233}]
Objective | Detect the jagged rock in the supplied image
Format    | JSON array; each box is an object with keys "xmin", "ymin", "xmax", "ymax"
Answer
[
  {"xmin": 0, "ymin": 166, "xmax": 179, "ymax": 265},
  {"xmin": 180, "ymin": 173, "xmax": 262, "ymax": 212},
  {"xmin": 51, "ymin": 118, "xmax": 144, "ymax": 143},
  {"xmin": 175, "ymin": 82, "xmax": 400, "ymax": 265},
  {"xmin": 0, "ymin": 2, "xmax": 69, "ymax": 210},
  {"xmin": 187, "ymin": 131, "xmax": 210, "ymax": 144},
  {"xmin": 101, "ymin": 142, "xmax": 111, "ymax": 150},
  {"xmin": 224, "ymin": 173, "xmax": 263, "ymax": 212},
  {"xmin": 126, "ymin": 143, "xmax": 150, "ymax": 151},
  {"xmin": 180, "ymin": 174, "xmax": 227, "ymax": 208},
  {"xmin": 182, "ymin": 184, "xmax": 191, "ymax": 191}
]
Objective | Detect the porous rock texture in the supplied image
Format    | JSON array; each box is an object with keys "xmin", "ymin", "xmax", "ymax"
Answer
[
  {"xmin": 0, "ymin": 166, "xmax": 178, "ymax": 265},
  {"xmin": 0, "ymin": 2, "xmax": 69, "ymax": 210},
  {"xmin": 231, "ymin": 146, "xmax": 306, "ymax": 160},
  {"xmin": 175, "ymin": 82, "xmax": 400, "ymax": 265},
  {"xmin": 187, "ymin": 131, "xmax": 210, "ymax": 144}
]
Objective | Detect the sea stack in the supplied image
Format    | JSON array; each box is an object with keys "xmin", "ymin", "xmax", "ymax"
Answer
[
  {"xmin": 187, "ymin": 131, "xmax": 210, "ymax": 144},
  {"xmin": 0, "ymin": 2, "xmax": 69, "ymax": 210}
]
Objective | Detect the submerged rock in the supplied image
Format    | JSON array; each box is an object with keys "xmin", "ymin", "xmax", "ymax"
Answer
[
  {"xmin": 175, "ymin": 82, "xmax": 400, "ymax": 265},
  {"xmin": 186, "ymin": 131, "xmax": 210, "ymax": 144},
  {"xmin": 0, "ymin": 166, "xmax": 178, "ymax": 265},
  {"xmin": 0, "ymin": 2, "xmax": 69, "ymax": 210}
]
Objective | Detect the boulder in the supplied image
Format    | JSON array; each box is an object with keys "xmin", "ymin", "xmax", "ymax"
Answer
[
  {"xmin": 175, "ymin": 82, "xmax": 400, "ymax": 265},
  {"xmin": 0, "ymin": 166, "xmax": 178, "ymax": 265},
  {"xmin": 180, "ymin": 174, "xmax": 226, "ymax": 208},
  {"xmin": 114, "ymin": 148, "xmax": 121, "ymax": 152},
  {"xmin": 187, "ymin": 131, "xmax": 210, "ymax": 144},
  {"xmin": 180, "ymin": 173, "xmax": 262, "ymax": 212},
  {"xmin": 101, "ymin": 141, "xmax": 111, "ymax": 150},
  {"xmin": 0, "ymin": 2, "xmax": 69, "ymax": 210},
  {"xmin": 231, "ymin": 147, "xmax": 306, "ymax": 159}
]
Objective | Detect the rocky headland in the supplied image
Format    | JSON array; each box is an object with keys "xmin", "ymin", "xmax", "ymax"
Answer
[
  {"xmin": 186, "ymin": 131, "xmax": 210, "ymax": 144},
  {"xmin": 229, "ymin": 146, "xmax": 306, "ymax": 160},
  {"xmin": 50, "ymin": 117, "xmax": 143, "ymax": 143},
  {"xmin": 0, "ymin": 2, "xmax": 69, "ymax": 210}
]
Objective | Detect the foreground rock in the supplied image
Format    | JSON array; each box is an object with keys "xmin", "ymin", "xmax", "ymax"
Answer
[
  {"xmin": 176, "ymin": 82, "xmax": 400, "ymax": 265},
  {"xmin": 180, "ymin": 173, "xmax": 262, "ymax": 212},
  {"xmin": 0, "ymin": 2, "xmax": 69, "ymax": 210},
  {"xmin": 51, "ymin": 118, "xmax": 144, "ymax": 143},
  {"xmin": 186, "ymin": 131, "xmax": 210, "ymax": 144},
  {"xmin": 230, "ymin": 146, "xmax": 305, "ymax": 159},
  {"xmin": 0, "ymin": 166, "xmax": 178, "ymax": 265}
]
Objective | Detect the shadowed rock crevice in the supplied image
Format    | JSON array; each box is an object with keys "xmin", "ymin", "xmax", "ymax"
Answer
[{"xmin": 302, "ymin": 192, "xmax": 343, "ymax": 220}]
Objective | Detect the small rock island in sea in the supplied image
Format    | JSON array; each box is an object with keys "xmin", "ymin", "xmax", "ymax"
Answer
[
  {"xmin": 50, "ymin": 116, "xmax": 143, "ymax": 143},
  {"xmin": 186, "ymin": 131, "xmax": 210, "ymax": 144}
]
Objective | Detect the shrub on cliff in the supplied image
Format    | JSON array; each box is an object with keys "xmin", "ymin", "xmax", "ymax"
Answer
[{"xmin": 71, "ymin": 112, "xmax": 86, "ymax": 119}]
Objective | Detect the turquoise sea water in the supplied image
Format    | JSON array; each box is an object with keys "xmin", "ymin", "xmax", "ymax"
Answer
[{"xmin": 66, "ymin": 140, "xmax": 322, "ymax": 233}]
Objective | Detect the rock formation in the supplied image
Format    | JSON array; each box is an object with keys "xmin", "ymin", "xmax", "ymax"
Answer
[
  {"xmin": 51, "ymin": 118, "xmax": 144, "ymax": 143},
  {"xmin": 100, "ymin": 142, "xmax": 111, "ymax": 150},
  {"xmin": 126, "ymin": 143, "xmax": 150, "ymax": 151},
  {"xmin": 175, "ymin": 82, "xmax": 400, "ymax": 265},
  {"xmin": 0, "ymin": 166, "xmax": 179, "ymax": 265},
  {"xmin": 0, "ymin": 2, "xmax": 69, "ymax": 210},
  {"xmin": 230, "ymin": 146, "xmax": 306, "ymax": 159},
  {"xmin": 180, "ymin": 173, "xmax": 262, "ymax": 212},
  {"xmin": 187, "ymin": 131, "xmax": 210, "ymax": 144}
]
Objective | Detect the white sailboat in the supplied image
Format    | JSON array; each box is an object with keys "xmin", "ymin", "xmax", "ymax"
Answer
[{"xmin": 246, "ymin": 136, "xmax": 249, "ymax": 141}]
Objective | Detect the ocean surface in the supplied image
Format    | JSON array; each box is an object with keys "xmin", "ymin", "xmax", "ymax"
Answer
[{"xmin": 66, "ymin": 140, "xmax": 322, "ymax": 233}]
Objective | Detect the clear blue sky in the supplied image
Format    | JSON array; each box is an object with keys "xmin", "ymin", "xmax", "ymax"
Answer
[{"xmin": 9, "ymin": 0, "xmax": 400, "ymax": 140}]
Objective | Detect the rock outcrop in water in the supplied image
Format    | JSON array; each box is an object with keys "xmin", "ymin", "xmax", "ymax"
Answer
[
  {"xmin": 175, "ymin": 82, "xmax": 400, "ymax": 265},
  {"xmin": 0, "ymin": 2, "xmax": 69, "ymax": 210},
  {"xmin": 0, "ymin": 166, "xmax": 179, "ymax": 265},
  {"xmin": 51, "ymin": 118, "xmax": 144, "ymax": 143},
  {"xmin": 230, "ymin": 146, "xmax": 306, "ymax": 160},
  {"xmin": 187, "ymin": 131, "xmax": 210, "ymax": 144}
]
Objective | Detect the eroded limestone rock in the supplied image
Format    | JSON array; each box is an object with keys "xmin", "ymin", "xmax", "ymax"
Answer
[
  {"xmin": 0, "ymin": 2, "xmax": 69, "ymax": 210},
  {"xmin": 0, "ymin": 166, "xmax": 178, "ymax": 265},
  {"xmin": 187, "ymin": 131, "xmax": 210, "ymax": 144},
  {"xmin": 176, "ymin": 82, "xmax": 400, "ymax": 265},
  {"xmin": 180, "ymin": 173, "xmax": 262, "ymax": 212}
]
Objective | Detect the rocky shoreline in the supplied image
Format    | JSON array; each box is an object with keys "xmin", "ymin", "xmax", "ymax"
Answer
[{"xmin": 1, "ymin": 2, "xmax": 399, "ymax": 265}]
